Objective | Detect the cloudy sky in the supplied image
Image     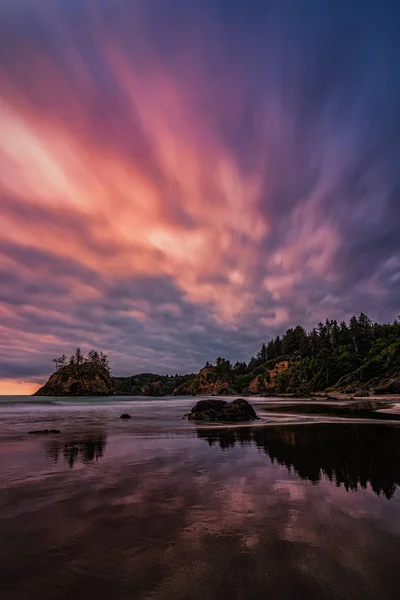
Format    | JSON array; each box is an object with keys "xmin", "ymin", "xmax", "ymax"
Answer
[{"xmin": 1, "ymin": 0, "xmax": 400, "ymax": 393}]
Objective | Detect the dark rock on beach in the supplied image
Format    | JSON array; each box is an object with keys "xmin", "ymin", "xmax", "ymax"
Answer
[
  {"xmin": 29, "ymin": 429, "xmax": 61, "ymax": 435},
  {"xmin": 187, "ymin": 398, "xmax": 259, "ymax": 422}
]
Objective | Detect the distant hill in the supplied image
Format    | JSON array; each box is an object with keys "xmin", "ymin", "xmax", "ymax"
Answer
[{"xmin": 113, "ymin": 373, "xmax": 193, "ymax": 396}]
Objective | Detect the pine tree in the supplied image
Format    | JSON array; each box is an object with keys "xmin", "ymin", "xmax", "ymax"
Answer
[
  {"xmin": 87, "ymin": 350, "xmax": 100, "ymax": 365},
  {"xmin": 257, "ymin": 343, "xmax": 267, "ymax": 364},
  {"xmin": 74, "ymin": 347, "xmax": 84, "ymax": 366},
  {"xmin": 266, "ymin": 339, "xmax": 278, "ymax": 360}
]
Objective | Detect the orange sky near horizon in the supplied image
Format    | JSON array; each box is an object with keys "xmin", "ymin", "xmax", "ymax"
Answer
[{"xmin": 0, "ymin": 380, "xmax": 39, "ymax": 396}]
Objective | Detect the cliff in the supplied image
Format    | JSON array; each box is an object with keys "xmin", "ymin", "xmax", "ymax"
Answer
[
  {"xmin": 248, "ymin": 360, "xmax": 289, "ymax": 394},
  {"xmin": 34, "ymin": 362, "xmax": 116, "ymax": 396},
  {"xmin": 173, "ymin": 366, "xmax": 238, "ymax": 396}
]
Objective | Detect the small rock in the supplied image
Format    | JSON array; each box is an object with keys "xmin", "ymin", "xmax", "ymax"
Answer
[
  {"xmin": 29, "ymin": 429, "xmax": 61, "ymax": 435},
  {"xmin": 120, "ymin": 413, "xmax": 132, "ymax": 419}
]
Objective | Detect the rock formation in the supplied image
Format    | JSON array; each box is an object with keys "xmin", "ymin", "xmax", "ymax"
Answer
[
  {"xmin": 187, "ymin": 398, "xmax": 259, "ymax": 422},
  {"xmin": 34, "ymin": 363, "xmax": 116, "ymax": 396},
  {"xmin": 174, "ymin": 365, "xmax": 238, "ymax": 396}
]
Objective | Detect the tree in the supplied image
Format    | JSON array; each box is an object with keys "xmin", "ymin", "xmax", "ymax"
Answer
[
  {"xmin": 248, "ymin": 356, "xmax": 258, "ymax": 370},
  {"xmin": 309, "ymin": 328, "xmax": 319, "ymax": 355},
  {"xmin": 215, "ymin": 357, "xmax": 232, "ymax": 379},
  {"xmin": 87, "ymin": 350, "xmax": 100, "ymax": 365},
  {"xmin": 100, "ymin": 352, "xmax": 110, "ymax": 372},
  {"xmin": 52, "ymin": 355, "xmax": 67, "ymax": 371},
  {"xmin": 357, "ymin": 313, "xmax": 373, "ymax": 356},
  {"xmin": 339, "ymin": 321, "xmax": 350, "ymax": 346},
  {"xmin": 257, "ymin": 343, "xmax": 267, "ymax": 364},
  {"xmin": 349, "ymin": 316, "xmax": 361, "ymax": 354},
  {"xmin": 74, "ymin": 347, "xmax": 84, "ymax": 366},
  {"xmin": 275, "ymin": 335, "xmax": 282, "ymax": 356},
  {"xmin": 330, "ymin": 320, "xmax": 341, "ymax": 350},
  {"xmin": 234, "ymin": 361, "xmax": 248, "ymax": 375},
  {"xmin": 266, "ymin": 339, "xmax": 278, "ymax": 360},
  {"xmin": 293, "ymin": 326, "xmax": 309, "ymax": 357}
]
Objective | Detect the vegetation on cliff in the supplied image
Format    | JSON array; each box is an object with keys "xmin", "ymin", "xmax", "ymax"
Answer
[{"xmin": 113, "ymin": 373, "xmax": 193, "ymax": 396}]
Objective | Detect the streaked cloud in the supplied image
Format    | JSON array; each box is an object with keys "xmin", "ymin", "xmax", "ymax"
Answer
[{"xmin": 0, "ymin": 0, "xmax": 399, "ymax": 389}]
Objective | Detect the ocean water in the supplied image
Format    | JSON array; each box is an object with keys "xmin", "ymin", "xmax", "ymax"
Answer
[{"xmin": 1, "ymin": 396, "xmax": 400, "ymax": 600}]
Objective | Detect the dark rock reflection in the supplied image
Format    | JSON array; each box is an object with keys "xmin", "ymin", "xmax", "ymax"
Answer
[
  {"xmin": 197, "ymin": 424, "xmax": 400, "ymax": 499},
  {"xmin": 46, "ymin": 433, "xmax": 107, "ymax": 468}
]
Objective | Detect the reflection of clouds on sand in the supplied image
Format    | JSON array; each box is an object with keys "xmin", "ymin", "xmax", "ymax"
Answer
[
  {"xmin": 273, "ymin": 480, "xmax": 306, "ymax": 502},
  {"xmin": 1, "ymin": 429, "xmax": 400, "ymax": 599}
]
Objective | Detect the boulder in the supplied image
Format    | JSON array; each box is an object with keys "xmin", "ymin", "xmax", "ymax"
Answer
[
  {"xmin": 187, "ymin": 398, "xmax": 259, "ymax": 422},
  {"xmin": 120, "ymin": 413, "xmax": 132, "ymax": 419}
]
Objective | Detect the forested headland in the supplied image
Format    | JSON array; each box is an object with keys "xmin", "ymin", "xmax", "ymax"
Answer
[
  {"xmin": 115, "ymin": 313, "xmax": 400, "ymax": 397},
  {"xmin": 36, "ymin": 314, "xmax": 400, "ymax": 397}
]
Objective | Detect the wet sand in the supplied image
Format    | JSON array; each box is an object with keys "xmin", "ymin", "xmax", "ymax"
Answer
[{"xmin": 1, "ymin": 396, "xmax": 400, "ymax": 600}]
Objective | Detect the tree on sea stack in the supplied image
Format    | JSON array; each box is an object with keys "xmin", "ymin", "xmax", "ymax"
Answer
[
  {"xmin": 100, "ymin": 351, "xmax": 110, "ymax": 371},
  {"xmin": 51, "ymin": 348, "xmax": 111, "ymax": 374},
  {"xmin": 74, "ymin": 347, "xmax": 84, "ymax": 366},
  {"xmin": 87, "ymin": 349, "xmax": 100, "ymax": 365},
  {"xmin": 52, "ymin": 354, "xmax": 67, "ymax": 371}
]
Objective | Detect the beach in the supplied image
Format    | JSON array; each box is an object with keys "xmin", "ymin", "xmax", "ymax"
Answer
[{"xmin": 1, "ymin": 396, "xmax": 400, "ymax": 599}]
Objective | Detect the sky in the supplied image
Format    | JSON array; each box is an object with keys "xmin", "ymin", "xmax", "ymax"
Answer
[{"xmin": 1, "ymin": 0, "xmax": 400, "ymax": 394}]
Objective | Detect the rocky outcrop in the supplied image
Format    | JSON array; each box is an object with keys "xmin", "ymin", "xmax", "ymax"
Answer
[
  {"xmin": 375, "ymin": 379, "xmax": 400, "ymax": 395},
  {"xmin": 248, "ymin": 360, "xmax": 289, "ymax": 394},
  {"xmin": 120, "ymin": 413, "xmax": 132, "ymax": 419},
  {"xmin": 187, "ymin": 398, "xmax": 259, "ymax": 422},
  {"xmin": 34, "ymin": 363, "xmax": 116, "ymax": 396},
  {"xmin": 174, "ymin": 366, "xmax": 238, "ymax": 396}
]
